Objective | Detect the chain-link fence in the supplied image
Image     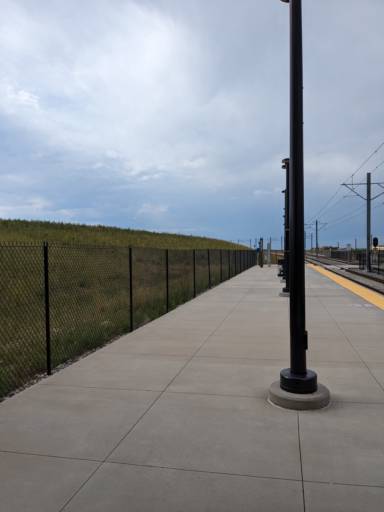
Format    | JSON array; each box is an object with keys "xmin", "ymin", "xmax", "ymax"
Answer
[
  {"xmin": 358, "ymin": 251, "xmax": 384, "ymax": 275},
  {"xmin": 0, "ymin": 243, "xmax": 256, "ymax": 399}
]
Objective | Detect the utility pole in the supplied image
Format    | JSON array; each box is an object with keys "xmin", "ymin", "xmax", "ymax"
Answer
[
  {"xmin": 305, "ymin": 220, "xmax": 325, "ymax": 257},
  {"xmin": 367, "ymin": 172, "xmax": 371, "ymax": 272},
  {"xmin": 316, "ymin": 220, "xmax": 319, "ymax": 256},
  {"xmin": 341, "ymin": 171, "xmax": 384, "ymax": 273}
]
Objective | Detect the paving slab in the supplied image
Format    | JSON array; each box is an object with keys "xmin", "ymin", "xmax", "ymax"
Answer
[
  {"xmin": 168, "ymin": 357, "xmax": 287, "ymax": 397},
  {"xmin": 64, "ymin": 463, "xmax": 304, "ymax": 512},
  {"xmin": 333, "ymin": 322, "xmax": 384, "ymax": 343},
  {"xmin": 307, "ymin": 339, "xmax": 362, "ymax": 363},
  {"xmin": 101, "ymin": 336, "xmax": 205, "ymax": 357},
  {"xmin": 121, "ymin": 325, "xmax": 212, "ymax": 342},
  {"xmin": 0, "ymin": 385, "xmax": 158, "ymax": 460},
  {"xmin": 350, "ymin": 341, "xmax": 384, "ymax": 363},
  {"xmin": 214, "ymin": 322, "xmax": 289, "ymax": 338},
  {"xmin": 303, "ymin": 482, "xmax": 384, "ymax": 512},
  {"xmin": 299, "ymin": 401, "xmax": 384, "ymax": 486},
  {"xmin": 108, "ymin": 392, "xmax": 301, "ymax": 480},
  {"xmin": 40, "ymin": 352, "xmax": 188, "ymax": 391},
  {"xmin": 0, "ymin": 452, "xmax": 98, "ymax": 512},
  {"xmin": 308, "ymin": 362, "xmax": 384, "ymax": 403},
  {"xmin": 366, "ymin": 363, "xmax": 384, "ymax": 387},
  {"xmin": 196, "ymin": 338, "xmax": 290, "ymax": 360},
  {"xmin": 0, "ymin": 265, "xmax": 383, "ymax": 511}
]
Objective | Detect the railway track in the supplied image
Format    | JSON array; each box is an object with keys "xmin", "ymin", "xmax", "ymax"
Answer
[{"xmin": 305, "ymin": 254, "xmax": 384, "ymax": 295}]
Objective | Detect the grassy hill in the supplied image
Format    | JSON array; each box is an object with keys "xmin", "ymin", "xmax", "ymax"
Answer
[
  {"xmin": 0, "ymin": 219, "xmax": 247, "ymax": 249},
  {"xmin": 0, "ymin": 218, "xmax": 255, "ymax": 400}
]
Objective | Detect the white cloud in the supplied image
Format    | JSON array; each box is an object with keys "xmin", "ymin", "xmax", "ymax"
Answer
[
  {"xmin": 0, "ymin": 83, "xmax": 40, "ymax": 112},
  {"xmin": 137, "ymin": 203, "xmax": 168, "ymax": 217},
  {"xmin": 0, "ymin": 0, "xmax": 383, "ymax": 243}
]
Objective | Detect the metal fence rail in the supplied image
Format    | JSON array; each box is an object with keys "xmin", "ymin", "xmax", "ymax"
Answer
[
  {"xmin": 0, "ymin": 243, "xmax": 256, "ymax": 399},
  {"xmin": 358, "ymin": 251, "xmax": 383, "ymax": 275}
]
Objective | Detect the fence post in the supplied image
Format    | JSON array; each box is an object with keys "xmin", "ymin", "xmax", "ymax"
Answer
[
  {"xmin": 220, "ymin": 250, "xmax": 223, "ymax": 282},
  {"xmin": 207, "ymin": 249, "xmax": 211, "ymax": 288},
  {"xmin": 228, "ymin": 250, "xmax": 231, "ymax": 278},
  {"xmin": 193, "ymin": 249, "xmax": 196, "ymax": 297},
  {"xmin": 129, "ymin": 247, "xmax": 134, "ymax": 331},
  {"xmin": 165, "ymin": 249, "xmax": 169, "ymax": 312},
  {"xmin": 43, "ymin": 241, "xmax": 52, "ymax": 376}
]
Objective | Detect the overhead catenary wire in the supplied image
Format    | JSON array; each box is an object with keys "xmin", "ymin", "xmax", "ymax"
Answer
[
  {"xmin": 319, "ymin": 203, "xmax": 366, "ymax": 231},
  {"xmin": 307, "ymin": 140, "xmax": 384, "ymax": 224},
  {"xmin": 350, "ymin": 141, "xmax": 384, "ymax": 180},
  {"xmin": 320, "ymin": 200, "xmax": 384, "ymax": 233}
]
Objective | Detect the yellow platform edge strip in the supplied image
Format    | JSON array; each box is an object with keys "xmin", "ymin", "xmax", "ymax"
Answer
[{"xmin": 308, "ymin": 263, "xmax": 384, "ymax": 311}]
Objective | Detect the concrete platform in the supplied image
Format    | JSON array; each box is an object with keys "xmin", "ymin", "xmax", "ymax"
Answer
[{"xmin": 1, "ymin": 266, "xmax": 384, "ymax": 511}]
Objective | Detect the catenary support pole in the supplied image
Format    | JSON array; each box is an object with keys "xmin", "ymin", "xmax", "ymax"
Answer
[
  {"xmin": 367, "ymin": 172, "xmax": 372, "ymax": 272},
  {"xmin": 315, "ymin": 220, "xmax": 319, "ymax": 257}
]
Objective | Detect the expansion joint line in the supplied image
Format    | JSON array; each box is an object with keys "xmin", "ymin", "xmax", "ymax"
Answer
[{"xmin": 59, "ymin": 272, "xmax": 250, "ymax": 511}]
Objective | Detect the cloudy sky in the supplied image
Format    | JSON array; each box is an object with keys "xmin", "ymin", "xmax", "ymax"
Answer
[{"xmin": 1, "ymin": 0, "xmax": 383, "ymax": 246}]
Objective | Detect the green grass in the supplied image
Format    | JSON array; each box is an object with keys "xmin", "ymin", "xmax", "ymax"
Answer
[
  {"xmin": 0, "ymin": 219, "xmax": 248, "ymax": 250},
  {"xmin": 0, "ymin": 219, "xmax": 255, "ymax": 400}
]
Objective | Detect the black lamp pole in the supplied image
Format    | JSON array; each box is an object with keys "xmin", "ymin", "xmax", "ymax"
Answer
[
  {"xmin": 280, "ymin": 0, "xmax": 317, "ymax": 394},
  {"xmin": 282, "ymin": 158, "xmax": 290, "ymax": 293}
]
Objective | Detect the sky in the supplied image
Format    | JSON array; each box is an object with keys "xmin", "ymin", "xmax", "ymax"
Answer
[{"xmin": 1, "ymin": 0, "xmax": 383, "ymax": 247}]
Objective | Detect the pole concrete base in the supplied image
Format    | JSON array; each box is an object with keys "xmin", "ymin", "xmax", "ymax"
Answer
[
  {"xmin": 279, "ymin": 291, "xmax": 290, "ymax": 297},
  {"xmin": 268, "ymin": 381, "xmax": 330, "ymax": 410}
]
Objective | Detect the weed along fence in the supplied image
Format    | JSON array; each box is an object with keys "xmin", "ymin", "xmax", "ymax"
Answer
[{"xmin": 0, "ymin": 242, "xmax": 256, "ymax": 399}]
